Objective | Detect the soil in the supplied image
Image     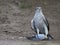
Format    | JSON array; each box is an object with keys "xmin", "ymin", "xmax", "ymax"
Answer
[{"xmin": 0, "ymin": 0, "xmax": 60, "ymax": 45}]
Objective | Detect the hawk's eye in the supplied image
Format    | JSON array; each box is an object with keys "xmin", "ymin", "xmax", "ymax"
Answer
[{"xmin": 35, "ymin": 7, "xmax": 41, "ymax": 10}]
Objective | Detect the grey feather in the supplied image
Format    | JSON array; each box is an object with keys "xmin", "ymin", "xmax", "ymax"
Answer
[{"xmin": 31, "ymin": 7, "xmax": 49, "ymax": 35}]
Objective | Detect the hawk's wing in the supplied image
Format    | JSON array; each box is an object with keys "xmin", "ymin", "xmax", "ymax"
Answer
[{"xmin": 43, "ymin": 18, "xmax": 49, "ymax": 31}]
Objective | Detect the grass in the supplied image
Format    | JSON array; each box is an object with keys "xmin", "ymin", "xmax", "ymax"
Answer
[{"xmin": 17, "ymin": 2, "xmax": 32, "ymax": 9}]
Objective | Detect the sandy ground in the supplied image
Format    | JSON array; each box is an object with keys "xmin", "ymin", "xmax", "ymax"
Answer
[
  {"xmin": 0, "ymin": 39, "xmax": 60, "ymax": 45},
  {"xmin": 0, "ymin": 0, "xmax": 60, "ymax": 45}
]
